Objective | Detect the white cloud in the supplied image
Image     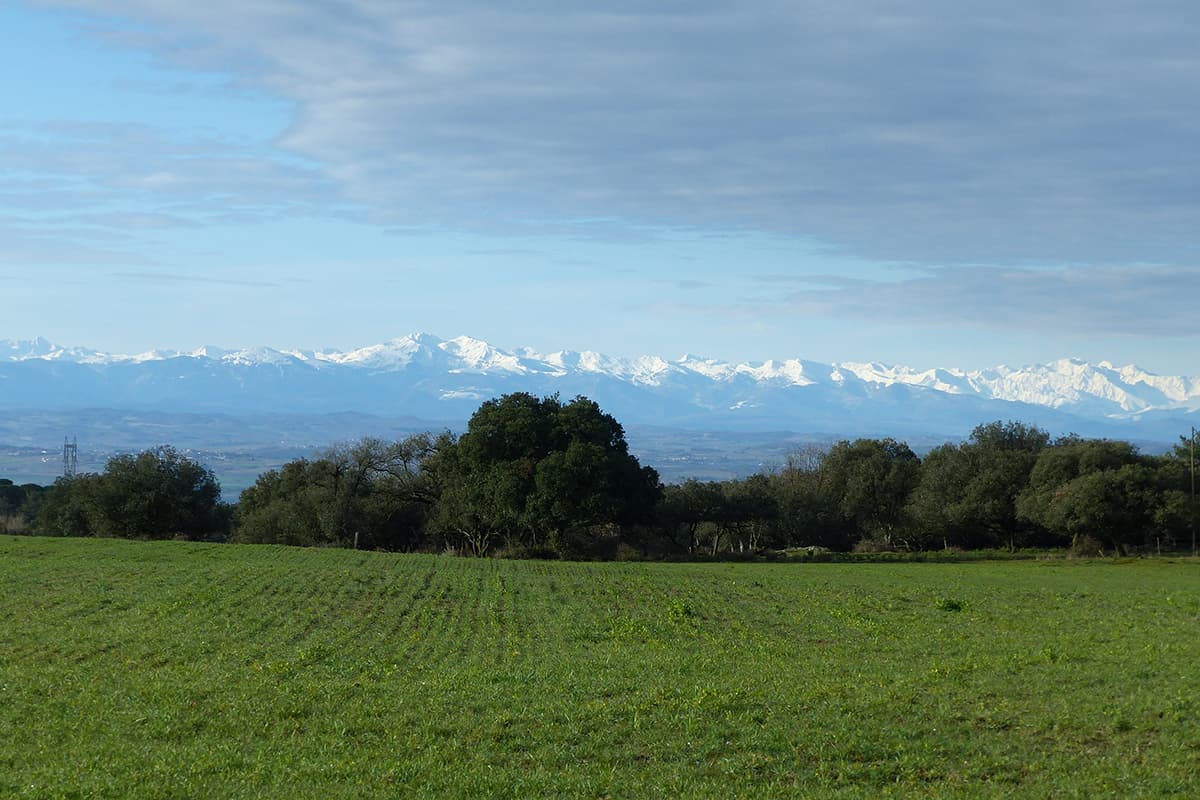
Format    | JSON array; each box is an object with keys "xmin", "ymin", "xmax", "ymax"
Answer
[{"xmin": 25, "ymin": 0, "xmax": 1200, "ymax": 266}]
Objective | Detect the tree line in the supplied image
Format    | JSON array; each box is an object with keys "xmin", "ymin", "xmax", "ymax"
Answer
[{"xmin": 8, "ymin": 393, "xmax": 1199, "ymax": 558}]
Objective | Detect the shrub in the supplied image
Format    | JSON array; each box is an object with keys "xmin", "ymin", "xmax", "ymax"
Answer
[
  {"xmin": 935, "ymin": 597, "xmax": 966, "ymax": 612},
  {"xmin": 1068, "ymin": 535, "xmax": 1106, "ymax": 558}
]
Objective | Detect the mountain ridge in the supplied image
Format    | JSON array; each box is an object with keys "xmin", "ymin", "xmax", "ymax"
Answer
[
  {"xmin": 2, "ymin": 333, "xmax": 1196, "ymax": 491},
  {"xmin": 3, "ymin": 332, "xmax": 1197, "ymax": 420}
]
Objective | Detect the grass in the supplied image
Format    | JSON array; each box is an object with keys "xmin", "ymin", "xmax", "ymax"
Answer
[{"xmin": 1, "ymin": 536, "xmax": 1197, "ymax": 798}]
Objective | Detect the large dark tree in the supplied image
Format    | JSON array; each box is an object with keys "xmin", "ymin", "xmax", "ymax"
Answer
[
  {"xmin": 428, "ymin": 393, "xmax": 661, "ymax": 556},
  {"xmin": 820, "ymin": 438, "xmax": 921, "ymax": 547},
  {"xmin": 1016, "ymin": 438, "xmax": 1160, "ymax": 553},
  {"xmin": 235, "ymin": 434, "xmax": 439, "ymax": 549},
  {"xmin": 34, "ymin": 447, "xmax": 225, "ymax": 540},
  {"xmin": 657, "ymin": 479, "xmax": 727, "ymax": 554},
  {"xmin": 1152, "ymin": 435, "xmax": 1200, "ymax": 550},
  {"xmin": 770, "ymin": 444, "xmax": 849, "ymax": 550},
  {"xmin": 711, "ymin": 474, "xmax": 779, "ymax": 554},
  {"xmin": 906, "ymin": 421, "xmax": 1050, "ymax": 549}
]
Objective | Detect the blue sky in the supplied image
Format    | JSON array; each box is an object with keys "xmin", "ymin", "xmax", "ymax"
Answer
[{"xmin": 3, "ymin": 1, "xmax": 1199, "ymax": 372}]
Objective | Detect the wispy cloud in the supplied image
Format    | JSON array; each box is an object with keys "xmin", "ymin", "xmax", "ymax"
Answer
[
  {"xmin": 0, "ymin": 121, "xmax": 341, "ymax": 223},
  {"xmin": 667, "ymin": 264, "xmax": 1200, "ymax": 338},
  {"xmin": 0, "ymin": 214, "xmax": 156, "ymax": 266},
  {"xmin": 109, "ymin": 271, "xmax": 281, "ymax": 288},
  {"xmin": 33, "ymin": 1, "xmax": 1200, "ymax": 265}
]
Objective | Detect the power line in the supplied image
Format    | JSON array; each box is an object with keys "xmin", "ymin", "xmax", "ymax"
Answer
[{"xmin": 62, "ymin": 436, "xmax": 78, "ymax": 478}]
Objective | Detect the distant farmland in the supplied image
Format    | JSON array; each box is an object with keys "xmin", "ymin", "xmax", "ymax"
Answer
[{"xmin": 2, "ymin": 537, "xmax": 1197, "ymax": 798}]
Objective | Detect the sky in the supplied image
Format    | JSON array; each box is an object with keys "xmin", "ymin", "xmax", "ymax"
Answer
[{"xmin": 3, "ymin": 1, "xmax": 1199, "ymax": 373}]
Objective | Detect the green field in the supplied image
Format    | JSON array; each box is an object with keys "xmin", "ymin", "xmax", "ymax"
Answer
[{"xmin": 1, "ymin": 537, "xmax": 1197, "ymax": 798}]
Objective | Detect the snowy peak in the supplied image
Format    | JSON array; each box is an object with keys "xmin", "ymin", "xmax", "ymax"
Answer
[
  {"xmin": 441, "ymin": 335, "xmax": 532, "ymax": 374},
  {"xmin": 962, "ymin": 359, "xmax": 1200, "ymax": 414},
  {"xmin": 828, "ymin": 357, "xmax": 1200, "ymax": 415},
  {"xmin": 317, "ymin": 335, "xmax": 431, "ymax": 369},
  {"xmin": 3, "ymin": 337, "xmax": 60, "ymax": 359},
  {"xmin": 2, "ymin": 337, "xmax": 111, "ymax": 363},
  {"xmin": 2, "ymin": 334, "xmax": 1198, "ymax": 420}
]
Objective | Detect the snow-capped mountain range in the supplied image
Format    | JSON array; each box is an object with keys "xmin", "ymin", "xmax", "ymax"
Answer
[{"xmin": 2, "ymin": 333, "xmax": 1197, "ymax": 440}]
